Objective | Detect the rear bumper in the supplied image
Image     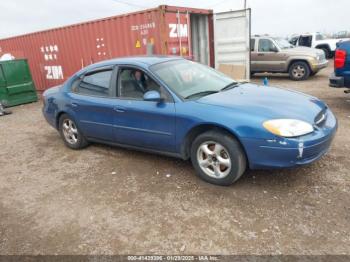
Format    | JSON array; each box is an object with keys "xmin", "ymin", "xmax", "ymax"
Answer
[
  {"xmin": 329, "ymin": 73, "xmax": 345, "ymax": 87},
  {"xmin": 242, "ymin": 109, "xmax": 338, "ymax": 169}
]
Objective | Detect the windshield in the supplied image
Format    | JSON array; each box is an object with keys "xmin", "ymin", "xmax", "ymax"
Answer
[
  {"xmin": 150, "ymin": 59, "xmax": 236, "ymax": 99},
  {"xmin": 316, "ymin": 33, "xmax": 326, "ymax": 40},
  {"xmin": 274, "ymin": 38, "xmax": 294, "ymax": 49}
]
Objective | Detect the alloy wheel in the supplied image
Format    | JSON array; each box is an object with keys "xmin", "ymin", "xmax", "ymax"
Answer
[
  {"xmin": 62, "ymin": 119, "xmax": 78, "ymax": 145},
  {"xmin": 292, "ymin": 65, "xmax": 305, "ymax": 79},
  {"xmin": 196, "ymin": 141, "xmax": 232, "ymax": 179}
]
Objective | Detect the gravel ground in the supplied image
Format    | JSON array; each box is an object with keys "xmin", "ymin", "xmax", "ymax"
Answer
[{"xmin": 0, "ymin": 62, "xmax": 349, "ymax": 255}]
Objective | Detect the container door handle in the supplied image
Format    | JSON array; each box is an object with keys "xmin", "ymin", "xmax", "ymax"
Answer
[{"xmin": 113, "ymin": 106, "xmax": 126, "ymax": 113}]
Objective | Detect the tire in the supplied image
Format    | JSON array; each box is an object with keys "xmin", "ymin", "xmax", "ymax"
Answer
[
  {"xmin": 288, "ymin": 61, "xmax": 310, "ymax": 81},
  {"xmin": 321, "ymin": 47, "xmax": 331, "ymax": 59},
  {"xmin": 190, "ymin": 130, "xmax": 247, "ymax": 186},
  {"xmin": 58, "ymin": 114, "xmax": 89, "ymax": 149}
]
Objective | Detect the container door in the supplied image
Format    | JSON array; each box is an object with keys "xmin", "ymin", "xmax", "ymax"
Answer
[{"xmin": 214, "ymin": 9, "xmax": 251, "ymax": 81}]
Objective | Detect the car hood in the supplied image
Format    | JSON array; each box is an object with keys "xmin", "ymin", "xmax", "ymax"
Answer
[
  {"xmin": 196, "ymin": 83, "xmax": 326, "ymax": 123},
  {"xmin": 282, "ymin": 46, "xmax": 323, "ymax": 56}
]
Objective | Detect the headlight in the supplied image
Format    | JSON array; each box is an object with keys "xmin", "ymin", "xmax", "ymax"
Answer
[
  {"xmin": 263, "ymin": 119, "xmax": 314, "ymax": 137},
  {"xmin": 316, "ymin": 55, "xmax": 321, "ymax": 61}
]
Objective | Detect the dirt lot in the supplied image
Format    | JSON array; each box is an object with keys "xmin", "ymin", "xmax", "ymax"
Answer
[{"xmin": 0, "ymin": 62, "xmax": 349, "ymax": 256}]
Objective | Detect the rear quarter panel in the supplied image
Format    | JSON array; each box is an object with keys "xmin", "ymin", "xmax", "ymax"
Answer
[{"xmin": 335, "ymin": 41, "xmax": 350, "ymax": 86}]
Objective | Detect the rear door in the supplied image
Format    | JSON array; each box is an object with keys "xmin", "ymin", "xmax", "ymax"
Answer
[
  {"xmin": 214, "ymin": 9, "xmax": 251, "ymax": 80},
  {"xmin": 69, "ymin": 66, "xmax": 116, "ymax": 142}
]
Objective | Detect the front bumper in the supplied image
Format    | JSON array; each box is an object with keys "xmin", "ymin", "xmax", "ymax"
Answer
[
  {"xmin": 242, "ymin": 109, "xmax": 337, "ymax": 169},
  {"xmin": 329, "ymin": 73, "xmax": 345, "ymax": 88}
]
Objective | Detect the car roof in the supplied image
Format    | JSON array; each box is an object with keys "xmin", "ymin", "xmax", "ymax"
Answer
[{"xmin": 77, "ymin": 55, "xmax": 182, "ymax": 75}]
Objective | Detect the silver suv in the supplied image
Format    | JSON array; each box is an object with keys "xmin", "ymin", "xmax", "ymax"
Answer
[{"xmin": 251, "ymin": 36, "xmax": 328, "ymax": 80}]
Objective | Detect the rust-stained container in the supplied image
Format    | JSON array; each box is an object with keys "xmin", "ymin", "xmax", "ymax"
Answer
[{"xmin": 0, "ymin": 5, "xmax": 214, "ymax": 91}]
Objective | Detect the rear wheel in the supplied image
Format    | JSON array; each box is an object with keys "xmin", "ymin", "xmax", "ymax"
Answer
[
  {"xmin": 321, "ymin": 47, "xmax": 331, "ymax": 59},
  {"xmin": 190, "ymin": 130, "xmax": 246, "ymax": 186},
  {"xmin": 289, "ymin": 61, "xmax": 310, "ymax": 81},
  {"xmin": 59, "ymin": 114, "xmax": 89, "ymax": 149}
]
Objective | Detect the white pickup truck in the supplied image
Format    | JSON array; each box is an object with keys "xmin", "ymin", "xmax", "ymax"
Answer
[{"xmin": 290, "ymin": 32, "xmax": 349, "ymax": 58}]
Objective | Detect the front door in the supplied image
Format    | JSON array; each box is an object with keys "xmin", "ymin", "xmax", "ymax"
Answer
[
  {"xmin": 113, "ymin": 67, "xmax": 176, "ymax": 153},
  {"xmin": 253, "ymin": 38, "xmax": 285, "ymax": 72}
]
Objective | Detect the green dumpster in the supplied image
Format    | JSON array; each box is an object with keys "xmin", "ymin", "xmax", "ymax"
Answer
[{"xmin": 0, "ymin": 59, "xmax": 38, "ymax": 107}]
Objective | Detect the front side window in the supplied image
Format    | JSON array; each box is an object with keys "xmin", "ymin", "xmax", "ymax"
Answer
[
  {"xmin": 75, "ymin": 69, "xmax": 112, "ymax": 97},
  {"xmin": 150, "ymin": 59, "xmax": 235, "ymax": 99},
  {"xmin": 258, "ymin": 39, "xmax": 278, "ymax": 52},
  {"xmin": 118, "ymin": 68, "xmax": 169, "ymax": 101}
]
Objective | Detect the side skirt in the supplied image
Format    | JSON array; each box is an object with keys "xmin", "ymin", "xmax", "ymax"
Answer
[{"xmin": 87, "ymin": 137, "xmax": 185, "ymax": 160}]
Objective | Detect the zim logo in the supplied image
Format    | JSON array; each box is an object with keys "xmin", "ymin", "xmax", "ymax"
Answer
[
  {"xmin": 44, "ymin": 66, "xmax": 64, "ymax": 80},
  {"xmin": 169, "ymin": 24, "xmax": 188, "ymax": 38}
]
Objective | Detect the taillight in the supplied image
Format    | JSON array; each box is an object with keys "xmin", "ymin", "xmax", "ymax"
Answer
[{"xmin": 335, "ymin": 49, "xmax": 346, "ymax": 69}]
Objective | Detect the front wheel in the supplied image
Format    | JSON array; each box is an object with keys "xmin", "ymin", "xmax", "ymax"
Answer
[
  {"xmin": 59, "ymin": 114, "xmax": 89, "ymax": 149},
  {"xmin": 190, "ymin": 131, "xmax": 247, "ymax": 186},
  {"xmin": 289, "ymin": 61, "xmax": 310, "ymax": 81}
]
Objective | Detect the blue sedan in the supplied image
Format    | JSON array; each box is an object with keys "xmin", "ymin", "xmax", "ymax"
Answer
[{"xmin": 43, "ymin": 56, "xmax": 337, "ymax": 186}]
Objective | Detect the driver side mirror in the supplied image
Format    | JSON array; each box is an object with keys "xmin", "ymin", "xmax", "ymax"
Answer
[
  {"xmin": 143, "ymin": 90, "xmax": 162, "ymax": 102},
  {"xmin": 272, "ymin": 47, "xmax": 279, "ymax": 52}
]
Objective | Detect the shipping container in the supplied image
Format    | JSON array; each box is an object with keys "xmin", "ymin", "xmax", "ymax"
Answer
[{"xmin": 0, "ymin": 5, "xmax": 250, "ymax": 91}]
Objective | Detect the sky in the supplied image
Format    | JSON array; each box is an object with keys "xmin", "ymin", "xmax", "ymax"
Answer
[{"xmin": 0, "ymin": 0, "xmax": 349, "ymax": 39}]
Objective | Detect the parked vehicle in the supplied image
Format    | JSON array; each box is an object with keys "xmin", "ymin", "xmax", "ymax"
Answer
[
  {"xmin": 43, "ymin": 56, "xmax": 337, "ymax": 186},
  {"xmin": 251, "ymin": 36, "xmax": 328, "ymax": 80},
  {"xmin": 329, "ymin": 40, "xmax": 350, "ymax": 92},
  {"xmin": 292, "ymin": 32, "xmax": 349, "ymax": 58}
]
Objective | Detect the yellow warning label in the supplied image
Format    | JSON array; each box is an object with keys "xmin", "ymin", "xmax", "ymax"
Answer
[{"xmin": 135, "ymin": 40, "xmax": 141, "ymax": 48}]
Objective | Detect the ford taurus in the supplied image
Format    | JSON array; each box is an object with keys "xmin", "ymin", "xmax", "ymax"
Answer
[{"xmin": 43, "ymin": 56, "xmax": 337, "ymax": 186}]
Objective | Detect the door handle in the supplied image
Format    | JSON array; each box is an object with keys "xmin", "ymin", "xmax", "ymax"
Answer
[
  {"xmin": 258, "ymin": 53, "xmax": 264, "ymax": 56},
  {"xmin": 113, "ymin": 106, "xmax": 126, "ymax": 113},
  {"xmin": 71, "ymin": 102, "xmax": 78, "ymax": 107}
]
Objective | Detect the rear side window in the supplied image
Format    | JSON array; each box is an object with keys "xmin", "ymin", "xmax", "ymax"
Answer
[
  {"xmin": 75, "ymin": 69, "xmax": 112, "ymax": 97},
  {"xmin": 250, "ymin": 39, "xmax": 255, "ymax": 51}
]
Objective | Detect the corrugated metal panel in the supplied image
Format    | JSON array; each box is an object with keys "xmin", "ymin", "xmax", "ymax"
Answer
[
  {"xmin": 214, "ymin": 9, "xmax": 251, "ymax": 80},
  {"xmin": 0, "ymin": 5, "xmax": 213, "ymax": 91}
]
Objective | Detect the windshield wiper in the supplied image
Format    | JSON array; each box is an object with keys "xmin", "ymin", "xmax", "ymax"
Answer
[
  {"xmin": 220, "ymin": 81, "xmax": 240, "ymax": 91},
  {"xmin": 185, "ymin": 90, "xmax": 219, "ymax": 99}
]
